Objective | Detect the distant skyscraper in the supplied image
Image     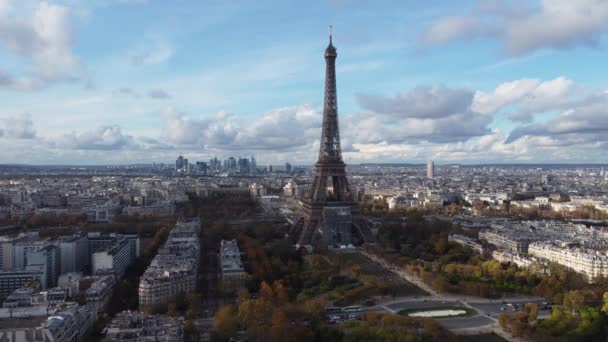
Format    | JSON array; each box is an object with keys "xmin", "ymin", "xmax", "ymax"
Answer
[
  {"xmin": 209, "ymin": 157, "xmax": 219, "ymax": 173},
  {"xmin": 238, "ymin": 157, "xmax": 250, "ymax": 174},
  {"xmin": 267, "ymin": 164, "xmax": 273, "ymax": 173},
  {"xmin": 176, "ymin": 156, "xmax": 184, "ymax": 171},
  {"xmin": 196, "ymin": 162, "xmax": 207, "ymax": 175},
  {"xmin": 250, "ymin": 155, "xmax": 257, "ymax": 174},
  {"xmin": 427, "ymin": 160, "xmax": 434, "ymax": 179},
  {"xmin": 285, "ymin": 162, "xmax": 292, "ymax": 173}
]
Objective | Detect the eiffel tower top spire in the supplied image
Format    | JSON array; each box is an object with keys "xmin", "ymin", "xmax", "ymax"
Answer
[
  {"xmin": 318, "ymin": 26, "xmax": 342, "ymax": 164},
  {"xmin": 325, "ymin": 25, "xmax": 337, "ymax": 58}
]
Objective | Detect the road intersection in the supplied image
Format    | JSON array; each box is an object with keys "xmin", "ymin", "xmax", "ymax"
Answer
[{"xmin": 358, "ymin": 250, "xmax": 548, "ymax": 341}]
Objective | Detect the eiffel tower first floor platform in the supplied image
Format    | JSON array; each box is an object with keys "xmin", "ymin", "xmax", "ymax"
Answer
[{"xmin": 289, "ymin": 200, "xmax": 376, "ymax": 247}]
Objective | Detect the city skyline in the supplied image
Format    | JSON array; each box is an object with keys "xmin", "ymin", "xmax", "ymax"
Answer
[{"xmin": 1, "ymin": 0, "xmax": 608, "ymax": 165}]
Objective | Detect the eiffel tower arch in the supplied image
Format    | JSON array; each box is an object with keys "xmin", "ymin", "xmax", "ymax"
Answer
[{"xmin": 289, "ymin": 30, "xmax": 375, "ymax": 247}]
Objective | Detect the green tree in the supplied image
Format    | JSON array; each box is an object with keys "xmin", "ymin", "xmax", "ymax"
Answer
[
  {"xmin": 601, "ymin": 292, "xmax": 608, "ymax": 314},
  {"xmin": 564, "ymin": 290, "xmax": 585, "ymax": 315}
]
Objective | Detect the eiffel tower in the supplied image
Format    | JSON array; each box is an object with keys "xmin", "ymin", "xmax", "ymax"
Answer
[{"xmin": 290, "ymin": 28, "xmax": 374, "ymax": 247}]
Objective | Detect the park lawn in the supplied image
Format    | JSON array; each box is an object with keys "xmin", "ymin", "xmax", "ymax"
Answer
[
  {"xmin": 398, "ymin": 306, "xmax": 477, "ymax": 319},
  {"xmin": 331, "ymin": 252, "xmax": 429, "ymax": 297}
]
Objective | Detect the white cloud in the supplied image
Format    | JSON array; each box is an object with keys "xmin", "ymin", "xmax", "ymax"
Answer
[
  {"xmin": 31, "ymin": 2, "xmax": 78, "ymax": 81},
  {"xmin": 423, "ymin": 16, "xmax": 493, "ymax": 45},
  {"xmin": 352, "ymin": 85, "xmax": 492, "ymax": 144},
  {"xmin": 0, "ymin": 1, "xmax": 80, "ymax": 90},
  {"xmin": 506, "ymin": 0, "xmax": 608, "ymax": 55},
  {"xmin": 357, "ymin": 86, "xmax": 473, "ymax": 119},
  {"xmin": 160, "ymin": 107, "xmax": 214, "ymax": 146},
  {"xmin": 232, "ymin": 105, "xmax": 321, "ymax": 150},
  {"xmin": 472, "ymin": 77, "xmax": 573, "ymax": 117},
  {"xmin": 3, "ymin": 75, "xmax": 608, "ymax": 164},
  {"xmin": 2, "ymin": 113, "xmax": 36, "ymax": 139},
  {"xmin": 54, "ymin": 125, "xmax": 135, "ymax": 150},
  {"xmin": 506, "ymin": 93, "xmax": 608, "ymax": 143},
  {"xmin": 159, "ymin": 104, "xmax": 321, "ymax": 151},
  {"xmin": 422, "ymin": 0, "xmax": 608, "ymax": 55}
]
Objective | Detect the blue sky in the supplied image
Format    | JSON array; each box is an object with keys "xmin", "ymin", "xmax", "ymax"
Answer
[{"xmin": 0, "ymin": 0, "xmax": 607, "ymax": 165}]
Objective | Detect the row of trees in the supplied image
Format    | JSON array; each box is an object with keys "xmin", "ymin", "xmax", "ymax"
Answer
[
  {"xmin": 183, "ymin": 193, "xmax": 260, "ymax": 221},
  {"xmin": 370, "ymin": 211, "xmax": 552, "ymax": 298},
  {"xmin": 214, "ymin": 278, "xmax": 455, "ymax": 342},
  {"xmin": 500, "ymin": 303, "xmax": 605, "ymax": 341},
  {"xmin": 107, "ymin": 226, "xmax": 170, "ymax": 315},
  {"xmin": 213, "ymin": 280, "xmax": 319, "ymax": 341},
  {"xmin": 27, "ymin": 213, "xmax": 84, "ymax": 227},
  {"xmin": 371, "ymin": 209, "xmax": 608, "ymax": 340}
]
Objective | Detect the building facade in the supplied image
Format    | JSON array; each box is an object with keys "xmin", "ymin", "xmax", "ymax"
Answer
[
  {"xmin": 92, "ymin": 238, "xmax": 133, "ymax": 277},
  {"xmin": 139, "ymin": 219, "xmax": 200, "ymax": 307},
  {"xmin": 59, "ymin": 234, "xmax": 89, "ymax": 275}
]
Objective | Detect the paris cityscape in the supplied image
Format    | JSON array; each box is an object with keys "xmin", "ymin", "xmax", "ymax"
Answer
[{"xmin": 1, "ymin": 1, "xmax": 608, "ymax": 342}]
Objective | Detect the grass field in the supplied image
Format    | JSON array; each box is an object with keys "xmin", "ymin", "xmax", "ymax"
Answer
[
  {"xmin": 332, "ymin": 252, "xmax": 428, "ymax": 298},
  {"xmin": 398, "ymin": 306, "xmax": 477, "ymax": 319},
  {"xmin": 457, "ymin": 333, "xmax": 507, "ymax": 342}
]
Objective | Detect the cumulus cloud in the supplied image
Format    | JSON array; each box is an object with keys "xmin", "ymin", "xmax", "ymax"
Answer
[
  {"xmin": 0, "ymin": 1, "xmax": 80, "ymax": 90},
  {"xmin": 472, "ymin": 77, "xmax": 574, "ymax": 118},
  {"xmin": 138, "ymin": 137, "xmax": 174, "ymax": 150},
  {"xmin": 350, "ymin": 85, "xmax": 492, "ymax": 145},
  {"xmin": 160, "ymin": 107, "xmax": 216, "ymax": 146},
  {"xmin": 160, "ymin": 105, "xmax": 321, "ymax": 151},
  {"xmin": 506, "ymin": 93, "xmax": 608, "ymax": 143},
  {"xmin": 2, "ymin": 113, "xmax": 36, "ymax": 139},
  {"xmin": 232, "ymin": 105, "xmax": 321, "ymax": 150},
  {"xmin": 422, "ymin": 0, "xmax": 608, "ymax": 55},
  {"xmin": 56, "ymin": 125, "xmax": 135, "ymax": 150},
  {"xmin": 148, "ymin": 88, "xmax": 171, "ymax": 99},
  {"xmin": 357, "ymin": 86, "xmax": 473, "ymax": 119}
]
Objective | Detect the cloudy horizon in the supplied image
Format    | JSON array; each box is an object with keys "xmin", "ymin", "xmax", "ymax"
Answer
[{"xmin": 1, "ymin": 0, "xmax": 607, "ymax": 165}]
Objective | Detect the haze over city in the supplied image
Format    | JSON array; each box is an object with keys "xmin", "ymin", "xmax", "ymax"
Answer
[{"xmin": 1, "ymin": 0, "xmax": 607, "ymax": 165}]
